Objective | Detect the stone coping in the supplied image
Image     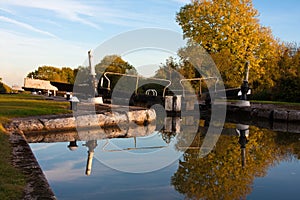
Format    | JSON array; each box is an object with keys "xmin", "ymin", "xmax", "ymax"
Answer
[
  {"xmin": 9, "ymin": 131, "xmax": 57, "ymax": 200},
  {"xmin": 226, "ymin": 104, "xmax": 300, "ymax": 122},
  {"xmin": 6, "ymin": 109, "xmax": 156, "ymax": 134}
]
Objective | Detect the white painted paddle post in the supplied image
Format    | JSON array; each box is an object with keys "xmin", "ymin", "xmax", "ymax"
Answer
[
  {"xmin": 236, "ymin": 61, "xmax": 251, "ymax": 107},
  {"xmin": 165, "ymin": 95, "xmax": 182, "ymax": 113},
  {"xmin": 88, "ymin": 50, "xmax": 103, "ymax": 104}
]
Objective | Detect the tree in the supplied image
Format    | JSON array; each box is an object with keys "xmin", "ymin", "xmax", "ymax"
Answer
[
  {"xmin": 271, "ymin": 43, "xmax": 300, "ymax": 102},
  {"xmin": 61, "ymin": 67, "xmax": 75, "ymax": 84},
  {"xmin": 95, "ymin": 55, "xmax": 136, "ymax": 91},
  {"xmin": 176, "ymin": 0, "xmax": 280, "ymax": 88},
  {"xmin": 155, "ymin": 57, "xmax": 181, "ymax": 81},
  {"xmin": 27, "ymin": 66, "xmax": 76, "ymax": 84},
  {"xmin": 94, "ymin": 55, "xmax": 136, "ymax": 75}
]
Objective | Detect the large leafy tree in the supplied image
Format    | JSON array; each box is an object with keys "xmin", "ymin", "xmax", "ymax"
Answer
[
  {"xmin": 271, "ymin": 43, "xmax": 300, "ymax": 102},
  {"xmin": 94, "ymin": 55, "xmax": 136, "ymax": 75},
  {"xmin": 94, "ymin": 55, "xmax": 137, "ymax": 91},
  {"xmin": 176, "ymin": 0, "xmax": 280, "ymax": 88},
  {"xmin": 27, "ymin": 66, "xmax": 76, "ymax": 84}
]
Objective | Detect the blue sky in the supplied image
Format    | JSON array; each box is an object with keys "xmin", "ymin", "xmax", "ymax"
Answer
[{"xmin": 0, "ymin": 0, "xmax": 299, "ymax": 86}]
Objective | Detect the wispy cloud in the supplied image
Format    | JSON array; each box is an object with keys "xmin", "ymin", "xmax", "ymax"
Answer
[
  {"xmin": 0, "ymin": 0, "xmax": 182, "ymax": 29},
  {"xmin": 45, "ymin": 158, "xmax": 86, "ymax": 181},
  {"xmin": 1, "ymin": 0, "xmax": 101, "ymax": 30},
  {"xmin": 0, "ymin": 7, "xmax": 15, "ymax": 15},
  {"xmin": 0, "ymin": 16, "xmax": 57, "ymax": 38}
]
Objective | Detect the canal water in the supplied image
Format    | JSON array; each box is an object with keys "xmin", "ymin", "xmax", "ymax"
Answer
[{"xmin": 29, "ymin": 121, "xmax": 300, "ymax": 200}]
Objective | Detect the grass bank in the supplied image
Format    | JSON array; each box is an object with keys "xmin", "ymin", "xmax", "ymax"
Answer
[
  {"xmin": 226, "ymin": 99, "xmax": 300, "ymax": 110},
  {"xmin": 0, "ymin": 93, "xmax": 71, "ymax": 199},
  {"xmin": 0, "ymin": 133, "xmax": 25, "ymax": 200},
  {"xmin": 250, "ymin": 100, "xmax": 300, "ymax": 108}
]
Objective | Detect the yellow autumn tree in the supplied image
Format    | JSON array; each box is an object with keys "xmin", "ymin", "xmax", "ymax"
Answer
[{"xmin": 176, "ymin": 0, "xmax": 281, "ymax": 88}]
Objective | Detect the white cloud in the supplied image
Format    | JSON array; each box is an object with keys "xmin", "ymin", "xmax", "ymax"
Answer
[
  {"xmin": 44, "ymin": 158, "xmax": 86, "ymax": 181},
  {"xmin": 0, "ymin": 16, "xmax": 57, "ymax": 38}
]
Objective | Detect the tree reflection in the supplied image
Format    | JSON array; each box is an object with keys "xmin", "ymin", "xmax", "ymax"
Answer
[
  {"xmin": 275, "ymin": 132, "xmax": 300, "ymax": 159},
  {"xmin": 171, "ymin": 125, "xmax": 295, "ymax": 200}
]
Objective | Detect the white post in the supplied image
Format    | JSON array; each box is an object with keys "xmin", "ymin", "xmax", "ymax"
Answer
[
  {"xmin": 174, "ymin": 117, "xmax": 181, "ymax": 133},
  {"xmin": 88, "ymin": 50, "xmax": 96, "ymax": 76},
  {"xmin": 173, "ymin": 95, "xmax": 182, "ymax": 112},
  {"xmin": 165, "ymin": 96, "xmax": 173, "ymax": 111},
  {"xmin": 164, "ymin": 117, "xmax": 172, "ymax": 133},
  {"xmin": 86, "ymin": 151, "xmax": 94, "ymax": 176},
  {"xmin": 88, "ymin": 50, "xmax": 100, "ymax": 100},
  {"xmin": 236, "ymin": 61, "xmax": 250, "ymax": 107}
]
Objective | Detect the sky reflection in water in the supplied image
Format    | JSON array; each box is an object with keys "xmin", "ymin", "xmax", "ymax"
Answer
[{"xmin": 30, "ymin": 123, "xmax": 300, "ymax": 200}]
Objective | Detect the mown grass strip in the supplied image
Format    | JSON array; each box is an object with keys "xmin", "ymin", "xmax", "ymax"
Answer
[
  {"xmin": 0, "ymin": 93, "xmax": 71, "ymax": 199},
  {"xmin": 250, "ymin": 100, "xmax": 300, "ymax": 106}
]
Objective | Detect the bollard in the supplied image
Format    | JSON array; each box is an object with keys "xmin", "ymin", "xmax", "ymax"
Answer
[
  {"xmin": 69, "ymin": 96, "xmax": 79, "ymax": 111},
  {"xmin": 66, "ymin": 92, "xmax": 71, "ymax": 100}
]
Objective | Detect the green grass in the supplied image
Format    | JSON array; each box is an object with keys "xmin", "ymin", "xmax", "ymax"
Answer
[
  {"xmin": 0, "ymin": 93, "xmax": 71, "ymax": 199},
  {"xmin": 250, "ymin": 100, "xmax": 300, "ymax": 106},
  {"xmin": 226, "ymin": 99, "xmax": 300, "ymax": 108},
  {"xmin": 0, "ymin": 93, "xmax": 71, "ymax": 119},
  {"xmin": 0, "ymin": 133, "xmax": 26, "ymax": 200}
]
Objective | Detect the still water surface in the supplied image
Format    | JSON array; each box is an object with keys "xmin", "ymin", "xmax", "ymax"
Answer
[{"xmin": 30, "ymin": 123, "xmax": 300, "ymax": 200}]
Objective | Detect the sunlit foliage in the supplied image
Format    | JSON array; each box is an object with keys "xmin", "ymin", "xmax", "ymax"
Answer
[
  {"xmin": 176, "ymin": 0, "xmax": 281, "ymax": 89},
  {"xmin": 27, "ymin": 66, "xmax": 76, "ymax": 84}
]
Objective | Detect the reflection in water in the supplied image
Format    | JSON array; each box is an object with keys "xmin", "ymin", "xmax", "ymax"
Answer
[
  {"xmin": 28, "ymin": 118, "xmax": 300, "ymax": 200},
  {"xmin": 101, "ymin": 137, "xmax": 169, "ymax": 152},
  {"xmin": 171, "ymin": 124, "xmax": 300, "ymax": 200},
  {"xmin": 69, "ymin": 118, "xmax": 182, "ymax": 175},
  {"xmin": 67, "ymin": 140, "xmax": 78, "ymax": 151},
  {"xmin": 236, "ymin": 124, "xmax": 249, "ymax": 168},
  {"xmin": 83, "ymin": 140, "xmax": 98, "ymax": 176}
]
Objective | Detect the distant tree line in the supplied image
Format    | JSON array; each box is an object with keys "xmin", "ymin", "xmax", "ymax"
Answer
[
  {"xmin": 27, "ymin": 66, "xmax": 77, "ymax": 84},
  {"xmin": 27, "ymin": 55, "xmax": 135, "ymax": 87}
]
